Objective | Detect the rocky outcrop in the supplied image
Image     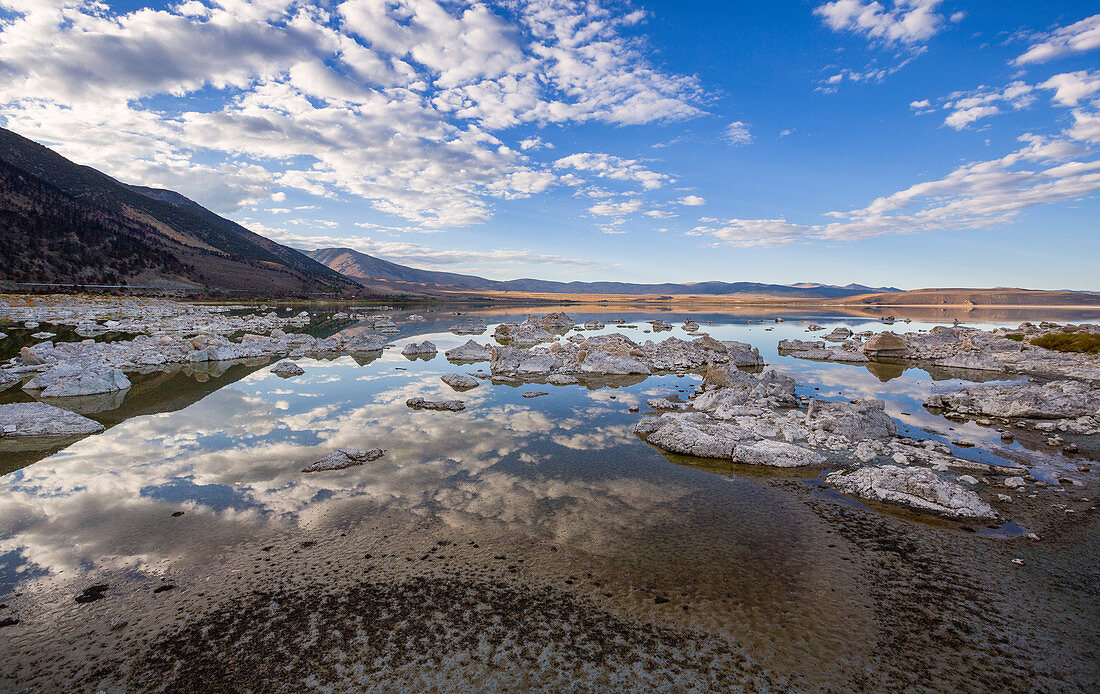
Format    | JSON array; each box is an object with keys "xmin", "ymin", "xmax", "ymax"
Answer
[
  {"xmin": 302, "ymin": 448, "xmax": 384, "ymax": 472},
  {"xmin": 0, "ymin": 402, "xmax": 105, "ymax": 437},
  {"xmin": 445, "ymin": 340, "xmax": 493, "ymax": 362},
  {"xmin": 401, "ymin": 341, "xmax": 437, "ymax": 357},
  {"xmin": 342, "ymin": 334, "xmax": 386, "ymax": 352},
  {"xmin": 406, "ymin": 397, "xmax": 466, "ymax": 411},
  {"xmin": 827, "ymin": 465, "xmax": 997, "ymax": 520},
  {"xmin": 926, "ymin": 380, "xmax": 1100, "ymax": 420},
  {"xmin": 441, "ymin": 373, "xmax": 480, "ymax": 390},
  {"xmin": 494, "ymin": 322, "xmax": 555, "ymax": 346},
  {"xmin": 862, "ymin": 331, "xmax": 907, "ymax": 357},
  {"xmin": 450, "ymin": 318, "xmax": 487, "ymax": 335},
  {"xmin": 23, "ymin": 364, "xmax": 131, "ymax": 397},
  {"xmin": 489, "ymin": 333, "xmax": 764, "ymax": 381},
  {"xmin": 270, "ymin": 360, "xmax": 305, "ymax": 377},
  {"xmin": 804, "ymin": 399, "xmax": 897, "ymax": 440},
  {"xmin": 634, "ymin": 412, "xmax": 824, "ymax": 467}
]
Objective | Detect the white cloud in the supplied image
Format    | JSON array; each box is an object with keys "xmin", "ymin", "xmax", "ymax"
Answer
[
  {"xmin": 1040, "ymin": 70, "xmax": 1100, "ymax": 107},
  {"xmin": 1014, "ymin": 13, "xmax": 1100, "ymax": 65},
  {"xmin": 690, "ymin": 108, "xmax": 1100, "ymax": 248},
  {"xmin": 814, "ymin": 0, "xmax": 946, "ymax": 45},
  {"xmin": 909, "ymin": 98, "xmax": 931, "ymax": 109},
  {"xmin": 518, "ymin": 135, "xmax": 553, "ymax": 151},
  {"xmin": 271, "ymin": 191, "xmax": 286, "ymax": 202},
  {"xmin": 553, "ymin": 153, "xmax": 671, "ymax": 190},
  {"xmin": 941, "ymin": 81, "xmax": 1036, "ymax": 130},
  {"xmin": 678, "ymin": 195, "xmax": 705, "ymax": 206},
  {"xmin": 0, "ymin": 0, "xmax": 699, "ymax": 230},
  {"xmin": 589, "ymin": 199, "xmax": 644, "ymax": 216},
  {"xmin": 723, "ymin": 121, "xmax": 752, "ymax": 146}
]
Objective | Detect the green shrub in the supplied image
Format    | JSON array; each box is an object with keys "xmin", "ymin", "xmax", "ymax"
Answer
[
  {"xmin": 1004, "ymin": 334, "xmax": 1023, "ymax": 341},
  {"xmin": 1030, "ymin": 332, "xmax": 1100, "ymax": 354}
]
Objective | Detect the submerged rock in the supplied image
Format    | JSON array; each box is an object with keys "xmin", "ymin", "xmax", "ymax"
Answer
[
  {"xmin": 302, "ymin": 448, "xmax": 384, "ymax": 473},
  {"xmin": 441, "ymin": 373, "xmax": 480, "ymax": 390},
  {"xmin": 445, "ymin": 340, "xmax": 493, "ymax": 362},
  {"xmin": 827, "ymin": 465, "xmax": 997, "ymax": 520},
  {"xmin": 270, "ymin": 360, "xmax": 305, "ymax": 377},
  {"xmin": 0, "ymin": 402, "xmax": 105, "ymax": 437},
  {"xmin": 406, "ymin": 397, "xmax": 465, "ymax": 411}
]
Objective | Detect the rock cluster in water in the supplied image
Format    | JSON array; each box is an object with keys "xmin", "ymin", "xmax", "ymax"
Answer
[
  {"xmin": 630, "ymin": 362, "xmax": 1029, "ymax": 519},
  {"xmin": 782, "ymin": 323, "xmax": 1100, "ymax": 381},
  {"xmin": 490, "ymin": 333, "xmax": 764, "ymax": 380}
]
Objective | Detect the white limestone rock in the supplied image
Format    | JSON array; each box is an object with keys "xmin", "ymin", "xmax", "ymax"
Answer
[
  {"xmin": 0, "ymin": 402, "xmax": 105, "ymax": 437},
  {"xmin": 445, "ymin": 340, "xmax": 493, "ymax": 362},
  {"xmin": 441, "ymin": 373, "xmax": 480, "ymax": 390},
  {"xmin": 271, "ymin": 360, "xmax": 305, "ymax": 377},
  {"xmin": 24, "ymin": 364, "xmax": 131, "ymax": 397},
  {"xmin": 926, "ymin": 380, "xmax": 1099, "ymax": 420},
  {"xmin": 401, "ymin": 341, "xmax": 437, "ymax": 357},
  {"xmin": 827, "ymin": 465, "xmax": 997, "ymax": 520},
  {"xmin": 732, "ymin": 439, "xmax": 825, "ymax": 467},
  {"xmin": 342, "ymin": 334, "xmax": 386, "ymax": 352},
  {"xmin": 804, "ymin": 399, "xmax": 897, "ymax": 440}
]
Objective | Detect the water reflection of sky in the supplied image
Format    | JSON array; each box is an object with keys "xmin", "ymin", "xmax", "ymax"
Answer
[{"xmin": 0, "ymin": 307, "xmax": 1095, "ymax": 599}]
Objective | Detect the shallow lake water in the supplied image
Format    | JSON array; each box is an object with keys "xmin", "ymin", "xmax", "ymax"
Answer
[{"xmin": 1, "ymin": 304, "xmax": 1098, "ymax": 692}]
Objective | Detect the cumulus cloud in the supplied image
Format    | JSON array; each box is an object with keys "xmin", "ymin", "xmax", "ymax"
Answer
[
  {"xmin": 518, "ymin": 135, "xmax": 553, "ymax": 151},
  {"xmin": 588, "ymin": 199, "xmax": 644, "ymax": 216},
  {"xmin": 723, "ymin": 121, "xmax": 752, "ymax": 146},
  {"xmin": 1040, "ymin": 70, "xmax": 1100, "ymax": 107},
  {"xmin": 939, "ymin": 81, "xmax": 1036, "ymax": 130},
  {"xmin": 1014, "ymin": 13, "xmax": 1100, "ymax": 65},
  {"xmin": 678, "ymin": 195, "xmax": 705, "ymax": 206},
  {"xmin": 0, "ymin": 0, "xmax": 697, "ymax": 229},
  {"xmin": 553, "ymin": 152, "xmax": 671, "ymax": 190},
  {"xmin": 814, "ymin": 0, "xmax": 946, "ymax": 45}
]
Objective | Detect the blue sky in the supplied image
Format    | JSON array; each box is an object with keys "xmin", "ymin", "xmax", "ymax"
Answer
[{"xmin": 1, "ymin": 1, "xmax": 1098, "ymax": 289}]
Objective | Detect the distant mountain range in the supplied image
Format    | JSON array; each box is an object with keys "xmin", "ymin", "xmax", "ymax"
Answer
[
  {"xmin": 307, "ymin": 247, "xmax": 902, "ymax": 299},
  {"xmin": 0, "ymin": 127, "xmax": 357, "ymax": 294},
  {"xmin": 3, "ymin": 127, "xmax": 1096, "ymax": 305}
]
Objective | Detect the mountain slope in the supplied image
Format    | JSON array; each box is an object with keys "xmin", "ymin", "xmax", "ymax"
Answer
[
  {"xmin": 308, "ymin": 247, "xmax": 902, "ymax": 298},
  {"xmin": 0, "ymin": 127, "xmax": 357, "ymax": 294}
]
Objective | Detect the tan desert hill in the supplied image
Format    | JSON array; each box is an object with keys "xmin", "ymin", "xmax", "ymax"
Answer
[{"xmin": 826, "ymin": 288, "xmax": 1100, "ymax": 307}]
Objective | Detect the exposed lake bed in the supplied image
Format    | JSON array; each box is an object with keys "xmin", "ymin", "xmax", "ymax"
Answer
[{"xmin": 0, "ymin": 296, "xmax": 1098, "ymax": 692}]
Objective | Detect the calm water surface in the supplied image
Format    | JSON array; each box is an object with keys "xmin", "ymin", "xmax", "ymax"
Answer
[{"xmin": 1, "ymin": 304, "xmax": 1098, "ymax": 691}]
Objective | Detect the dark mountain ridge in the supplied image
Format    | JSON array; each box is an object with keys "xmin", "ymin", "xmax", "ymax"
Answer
[{"xmin": 0, "ymin": 127, "xmax": 357, "ymax": 294}]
